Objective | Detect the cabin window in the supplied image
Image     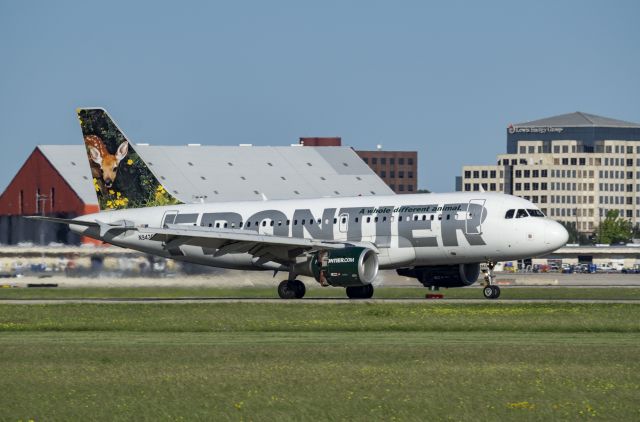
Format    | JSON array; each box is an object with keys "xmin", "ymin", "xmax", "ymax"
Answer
[
  {"xmin": 399, "ymin": 216, "xmax": 403, "ymax": 222},
  {"xmin": 505, "ymin": 209, "xmax": 515, "ymax": 219},
  {"xmin": 446, "ymin": 215, "xmax": 451, "ymax": 220},
  {"xmin": 270, "ymin": 221, "xmax": 274, "ymax": 226},
  {"xmin": 341, "ymin": 217, "xmax": 347, "ymax": 224},
  {"xmin": 516, "ymin": 209, "xmax": 529, "ymax": 218},
  {"xmin": 527, "ymin": 209, "xmax": 545, "ymax": 217},
  {"xmin": 262, "ymin": 221, "xmax": 267, "ymax": 226},
  {"xmin": 355, "ymin": 217, "xmax": 359, "ymax": 223},
  {"xmin": 215, "ymin": 223, "xmax": 220, "ymax": 228},
  {"xmin": 333, "ymin": 218, "xmax": 337, "ymax": 224},
  {"xmin": 366, "ymin": 217, "xmax": 371, "ymax": 223}
]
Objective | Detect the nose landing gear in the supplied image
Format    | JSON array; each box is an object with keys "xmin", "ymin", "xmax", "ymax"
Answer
[{"xmin": 482, "ymin": 261, "xmax": 501, "ymax": 299}]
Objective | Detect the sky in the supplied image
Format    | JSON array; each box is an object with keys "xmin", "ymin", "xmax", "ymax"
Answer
[{"xmin": 1, "ymin": 0, "xmax": 639, "ymax": 193}]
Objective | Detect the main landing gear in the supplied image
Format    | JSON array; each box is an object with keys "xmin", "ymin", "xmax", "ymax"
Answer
[
  {"xmin": 482, "ymin": 261, "xmax": 501, "ymax": 299},
  {"xmin": 346, "ymin": 284, "xmax": 374, "ymax": 299},
  {"xmin": 278, "ymin": 279, "xmax": 306, "ymax": 299}
]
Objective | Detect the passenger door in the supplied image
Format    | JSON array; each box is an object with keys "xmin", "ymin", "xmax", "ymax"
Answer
[{"xmin": 465, "ymin": 199, "xmax": 485, "ymax": 235}]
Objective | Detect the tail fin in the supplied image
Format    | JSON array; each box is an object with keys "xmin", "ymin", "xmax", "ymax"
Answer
[{"xmin": 77, "ymin": 108, "xmax": 180, "ymax": 210}]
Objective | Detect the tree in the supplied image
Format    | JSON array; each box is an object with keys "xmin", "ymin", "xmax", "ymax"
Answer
[{"xmin": 596, "ymin": 210, "xmax": 633, "ymax": 244}]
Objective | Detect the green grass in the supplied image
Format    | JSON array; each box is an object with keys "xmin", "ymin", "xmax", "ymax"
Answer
[
  {"xmin": 2, "ymin": 285, "xmax": 640, "ymax": 300},
  {"xmin": 0, "ymin": 303, "xmax": 639, "ymax": 420}
]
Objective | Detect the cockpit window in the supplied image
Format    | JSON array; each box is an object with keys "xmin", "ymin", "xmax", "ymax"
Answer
[
  {"xmin": 505, "ymin": 209, "xmax": 515, "ymax": 219},
  {"xmin": 527, "ymin": 209, "xmax": 545, "ymax": 217},
  {"xmin": 515, "ymin": 209, "xmax": 529, "ymax": 218}
]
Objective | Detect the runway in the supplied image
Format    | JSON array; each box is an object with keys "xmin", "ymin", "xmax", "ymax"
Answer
[{"xmin": 2, "ymin": 298, "xmax": 640, "ymax": 304}]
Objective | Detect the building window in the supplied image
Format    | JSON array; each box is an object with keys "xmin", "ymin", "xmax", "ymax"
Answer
[
  {"xmin": 390, "ymin": 158, "xmax": 395, "ymax": 165},
  {"xmin": 464, "ymin": 183, "xmax": 471, "ymax": 191},
  {"xmin": 481, "ymin": 170, "xmax": 488, "ymax": 178},
  {"xmin": 381, "ymin": 157, "xmax": 386, "ymax": 165},
  {"xmin": 473, "ymin": 171, "xmax": 479, "ymax": 178},
  {"xmin": 372, "ymin": 158, "xmax": 377, "ymax": 165},
  {"xmin": 381, "ymin": 171, "xmax": 386, "ymax": 178},
  {"xmin": 399, "ymin": 171, "xmax": 404, "ymax": 179},
  {"xmin": 408, "ymin": 158, "xmax": 414, "ymax": 165},
  {"xmin": 490, "ymin": 170, "xmax": 496, "ymax": 178},
  {"xmin": 408, "ymin": 185, "xmax": 414, "ymax": 192},
  {"xmin": 399, "ymin": 158, "xmax": 405, "ymax": 165},
  {"xmin": 465, "ymin": 171, "xmax": 471, "ymax": 178},
  {"xmin": 362, "ymin": 157, "xmax": 368, "ymax": 164},
  {"xmin": 398, "ymin": 184, "xmax": 405, "ymax": 191},
  {"xmin": 408, "ymin": 171, "xmax": 414, "ymax": 178}
]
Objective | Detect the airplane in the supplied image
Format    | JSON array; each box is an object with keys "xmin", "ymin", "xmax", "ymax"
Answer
[{"xmin": 28, "ymin": 108, "xmax": 569, "ymax": 300}]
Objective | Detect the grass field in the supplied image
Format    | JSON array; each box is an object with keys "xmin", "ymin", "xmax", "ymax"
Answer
[
  {"xmin": 1, "ymin": 301, "xmax": 639, "ymax": 420},
  {"xmin": 2, "ymin": 285, "xmax": 640, "ymax": 300}
]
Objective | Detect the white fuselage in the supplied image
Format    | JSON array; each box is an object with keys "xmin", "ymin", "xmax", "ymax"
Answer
[{"xmin": 72, "ymin": 192, "xmax": 568, "ymax": 271}]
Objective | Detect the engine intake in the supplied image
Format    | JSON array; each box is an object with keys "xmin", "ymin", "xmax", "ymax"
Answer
[
  {"xmin": 397, "ymin": 263, "xmax": 480, "ymax": 288},
  {"xmin": 310, "ymin": 247, "xmax": 379, "ymax": 287}
]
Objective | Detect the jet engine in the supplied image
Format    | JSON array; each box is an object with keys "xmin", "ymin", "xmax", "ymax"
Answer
[
  {"xmin": 397, "ymin": 263, "xmax": 480, "ymax": 288},
  {"xmin": 303, "ymin": 247, "xmax": 379, "ymax": 287}
]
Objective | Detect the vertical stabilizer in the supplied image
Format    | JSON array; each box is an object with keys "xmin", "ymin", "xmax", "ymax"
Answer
[{"xmin": 77, "ymin": 108, "xmax": 180, "ymax": 210}]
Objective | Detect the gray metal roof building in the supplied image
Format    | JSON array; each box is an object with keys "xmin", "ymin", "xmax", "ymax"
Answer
[{"xmin": 32, "ymin": 144, "xmax": 393, "ymax": 206}]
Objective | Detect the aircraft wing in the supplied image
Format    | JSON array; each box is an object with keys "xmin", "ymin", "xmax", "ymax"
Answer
[{"xmin": 138, "ymin": 224, "xmax": 377, "ymax": 263}]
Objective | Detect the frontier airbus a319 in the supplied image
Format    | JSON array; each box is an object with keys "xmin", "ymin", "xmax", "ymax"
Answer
[{"xmin": 29, "ymin": 109, "xmax": 569, "ymax": 300}]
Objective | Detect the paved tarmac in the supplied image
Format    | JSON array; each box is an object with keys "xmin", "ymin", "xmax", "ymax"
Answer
[{"xmin": 2, "ymin": 298, "xmax": 640, "ymax": 305}]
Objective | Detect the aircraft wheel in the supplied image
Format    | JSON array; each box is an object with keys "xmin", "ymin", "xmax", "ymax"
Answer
[
  {"xmin": 277, "ymin": 280, "xmax": 297, "ymax": 299},
  {"xmin": 292, "ymin": 280, "xmax": 306, "ymax": 299},
  {"xmin": 346, "ymin": 284, "xmax": 374, "ymax": 299},
  {"xmin": 483, "ymin": 285, "xmax": 500, "ymax": 299}
]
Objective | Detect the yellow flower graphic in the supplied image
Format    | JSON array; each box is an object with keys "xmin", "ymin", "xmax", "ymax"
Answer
[{"xmin": 127, "ymin": 159, "xmax": 133, "ymax": 165}]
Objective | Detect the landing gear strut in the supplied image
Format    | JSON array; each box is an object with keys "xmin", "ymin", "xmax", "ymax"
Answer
[
  {"xmin": 346, "ymin": 284, "xmax": 374, "ymax": 299},
  {"xmin": 482, "ymin": 261, "xmax": 500, "ymax": 299},
  {"xmin": 277, "ymin": 279, "xmax": 306, "ymax": 299}
]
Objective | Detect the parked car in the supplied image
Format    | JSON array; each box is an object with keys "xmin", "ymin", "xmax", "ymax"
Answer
[{"xmin": 596, "ymin": 263, "xmax": 617, "ymax": 273}]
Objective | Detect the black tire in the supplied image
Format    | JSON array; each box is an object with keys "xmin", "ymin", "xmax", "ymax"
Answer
[
  {"xmin": 483, "ymin": 286, "xmax": 494, "ymax": 299},
  {"xmin": 491, "ymin": 285, "xmax": 501, "ymax": 299},
  {"xmin": 346, "ymin": 285, "xmax": 374, "ymax": 299},
  {"xmin": 277, "ymin": 280, "xmax": 297, "ymax": 299},
  {"xmin": 292, "ymin": 280, "xmax": 306, "ymax": 299}
]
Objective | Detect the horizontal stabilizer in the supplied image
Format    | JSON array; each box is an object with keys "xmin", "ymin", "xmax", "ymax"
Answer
[{"xmin": 23, "ymin": 216, "xmax": 100, "ymax": 227}]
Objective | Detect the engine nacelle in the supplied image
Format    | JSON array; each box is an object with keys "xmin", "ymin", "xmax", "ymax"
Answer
[
  {"xmin": 307, "ymin": 247, "xmax": 379, "ymax": 287},
  {"xmin": 397, "ymin": 263, "xmax": 480, "ymax": 288}
]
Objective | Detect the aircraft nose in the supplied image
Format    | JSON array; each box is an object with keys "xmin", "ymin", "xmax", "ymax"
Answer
[{"xmin": 544, "ymin": 220, "xmax": 569, "ymax": 249}]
